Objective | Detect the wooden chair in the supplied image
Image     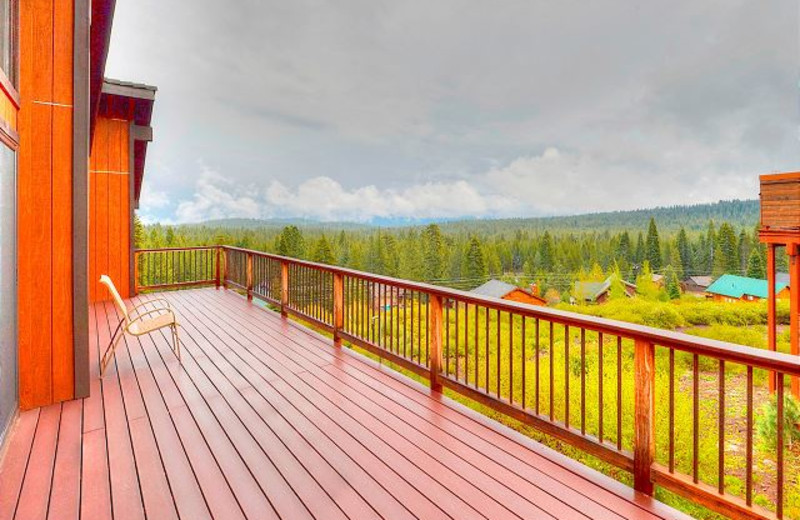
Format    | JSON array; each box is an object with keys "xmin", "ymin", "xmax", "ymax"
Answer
[{"xmin": 99, "ymin": 275, "xmax": 181, "ymax": 376}]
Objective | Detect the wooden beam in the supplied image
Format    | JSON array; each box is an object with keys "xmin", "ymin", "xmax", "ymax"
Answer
[
  {"xmin": 429, "ymin": 294, "xmax": 443, "ymax": 392},
  {"xmin": 333, "ymin": 272, "xmax": 344, "ymax": 347},
  {"xmin": 767, "ymin": 244, "xmax": 777, "ymax": 393},
  {"xmin": 634, "ymin": 338, "xmax": 655, "ymax": 495}
]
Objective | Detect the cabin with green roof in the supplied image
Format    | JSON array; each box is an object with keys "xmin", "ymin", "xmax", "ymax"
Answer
[{"xmin": 705, "ymin": 274, "xmax": 790, "ymax": 302}]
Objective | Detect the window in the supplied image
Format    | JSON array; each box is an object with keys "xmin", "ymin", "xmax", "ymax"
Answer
[
  {"xmin": 0, "ymin": 0, "xmax": 17, "ymax": 87},
  {"xmin": 0, "ymin": 143, "xmax": 16, "ymax": 438}
]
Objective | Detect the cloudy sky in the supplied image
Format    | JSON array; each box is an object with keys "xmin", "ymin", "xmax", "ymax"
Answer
[{"xmin": 105, "ymin": 0, "xmax": 798, "ymax": 224}]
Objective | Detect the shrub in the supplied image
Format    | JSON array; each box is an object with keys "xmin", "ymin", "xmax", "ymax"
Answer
[{"xmin": 756, "ymin": 394, "xmax": 800, "ymax": 449}]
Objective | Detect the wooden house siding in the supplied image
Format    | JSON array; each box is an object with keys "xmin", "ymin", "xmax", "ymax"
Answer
[
  {"xmin": 89, "ymin": 116, "xmax": 131, "ymax": 302},
  {"xmin": 16, "ymin": 0, "xmax": 76, "ymax": 409},
  {"xmin": 501, "ymin": 288, "xmax": 546, "ymax": 306},
  {"xmin": 760, "ymin": 172, "xmax": 800, "ymax": 230}
]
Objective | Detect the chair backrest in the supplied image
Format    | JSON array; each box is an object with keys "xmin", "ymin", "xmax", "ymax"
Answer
[{"xmin": 99, "ymin": 275, "xmax": 129, "ymax": 322}]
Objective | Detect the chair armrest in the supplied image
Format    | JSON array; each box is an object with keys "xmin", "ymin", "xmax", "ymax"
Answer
[
  {"xmin": 125, "ymin": 308, "xmax": 176, "ymax": 330},
  {"xmin": 130, "ymin": 298, "xmax": 172, "ymax": 315}
]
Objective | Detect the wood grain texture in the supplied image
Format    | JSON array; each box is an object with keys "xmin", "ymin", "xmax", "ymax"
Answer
[
  {"xmin": 89, "ymin": 117, "xmax": 131, "ymax": 302},
  {"xmin": 17, "ymin": 0, "xmax": 76, "ymax": 408}
]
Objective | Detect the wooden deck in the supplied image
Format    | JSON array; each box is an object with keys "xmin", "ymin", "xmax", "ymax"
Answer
[{"xmin": 0, "ymin": 287, "xmax": 694, "ymax": 520}]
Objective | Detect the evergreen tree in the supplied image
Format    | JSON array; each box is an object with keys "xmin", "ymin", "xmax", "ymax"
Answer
[
  {"xmin": 747, "ymin": 249, "xmax": 766, "ymax": 279},
  {"xmin": 311, "ymin": 235, "xmax": 334, "ymax": 264},
  {"xmin": 277, "ymin": 225, "xmax": 305, "ymax": 258},
  {"xmin": 607, "ymin": 262, "xmax": 627, "ymax": 300},
  {"xmin": 634, "ymin": 232, "xmax": 645, "ymax": 265},
  {"xmin": 133, "ymin": 214, "xmax": 146, "ymax": 249},
  {"xmin": 540, "ymin": 231, "xmax": 555, "ymax": 272},
  {"xmin": 465, "ymin": 236, "xmax": 488, "ymax": 284},
  {"xmin": 676, "ymin": 227, "xmax": 692, "ymax": 274},
  {"xmin": 645, "ymin": 218, "xmax": 662, "ymax": 270},
  {"xmin": 664, "ymin": 265, "xmax": 681, "ymax": 300},
  {"xmin": 421, "ymin": 224, "xmax": 445, "ymax": 282},
  {"xmin": 713, "ymin": 222, "xmax": 739, "ymax": 276}
]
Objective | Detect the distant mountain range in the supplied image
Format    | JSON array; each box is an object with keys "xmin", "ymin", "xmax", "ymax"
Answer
[{"xmin": 192, "ymin": 199, "xmax": 759, "ymax": 235}]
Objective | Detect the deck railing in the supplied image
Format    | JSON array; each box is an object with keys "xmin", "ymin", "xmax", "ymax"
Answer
[{"xmin": 135, "ymin": 245, "xmax": 800, "ymax": 520}]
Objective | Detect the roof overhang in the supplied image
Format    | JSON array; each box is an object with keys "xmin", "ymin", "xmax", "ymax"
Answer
[
  {"xmin": 90, "ymin": 0, "xmax": 117, "ymax": 136},
  {"xmin": 99, "ymin": 79, "xmax": 157, "ymax": 208}
]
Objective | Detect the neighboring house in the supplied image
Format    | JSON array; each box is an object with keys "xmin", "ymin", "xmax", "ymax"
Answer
[
  {"xmin": 681, "ymin": 275, "xmax": 713, "ymax": 294},
  {"xmin": 572, "ymin": 276, "xmax": 636, "ymax": 304},
  {"xmin": 470, "ymin": 279, "xmax": 546, "ymax": 306},
  {"xmin": 651, "ymin": 274, "xmax": 665, "ymax": 287},
  {"xmin": 705, "ymin": 274, "xmax": 790, "ymax": 303}
]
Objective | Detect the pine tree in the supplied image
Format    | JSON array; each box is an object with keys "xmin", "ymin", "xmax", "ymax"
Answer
[
  {"xmin": 645, "ymin": 218, "xmax": 662, "ymax": 270},
  {"xmin": 634, "ymin": 232, "xmax": 645, "ymax": 265},
  {"xmin": 465, "ymin": 236, "xmax": 488, "ymax": 285},
  {"xmin": 421, "ymin": 224, "xmax": 445, "ymax": 282},
  {"xmin": 311, "ymin": 235, "xmax": 334, "ymax": 264},
  {"xmin": 133, "ymin": 214, "xmax": 146, "ymax": 249},
  {"xmin": 277, "ymin": 225, "xmax": 305, "ymax": 258},
  {"xmin": 664, "ymin": 265, "xmax": 681, "ymax": 300},
  {"xmin": 540, "ymin": 231, "xmax": 555, "ymax": 272},
  {"xmin": 713, "ymin": 222, "xmax": 739, "ymax": 276},
  {"xmin": 676, "ymin": 227, "xmax": 692, "ymax": 274},
  {"xmin": 747, "ymin": 249, "xmax": 766, "ymax": 279}
]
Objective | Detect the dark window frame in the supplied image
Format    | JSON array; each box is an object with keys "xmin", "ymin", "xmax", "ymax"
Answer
[{"xmin": 0, "ymin": 0, "xmax": 19, "ymax": 98}]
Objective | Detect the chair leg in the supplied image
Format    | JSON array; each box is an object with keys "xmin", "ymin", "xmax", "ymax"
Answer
[
  {"xmin": 100, "ymin": 321, "xmax": 124, "ymax": 377},
  {"xmin": 172, "ymin": 324, "xmax": 181, "ymax": 363}
]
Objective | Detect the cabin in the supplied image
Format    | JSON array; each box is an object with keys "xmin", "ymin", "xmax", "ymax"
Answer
[
  {"xmin": 705, "ymin": 274, "xmax": 790, "ymax": 303},
  {"xmin": 0, "ymin": 3, "xmax": 797, "ymax": 519},
  {"xmin": 681, "ymin": 275, "xmax": 713, "ymax": 295},
  {"xmin": 572, "ymin": 275, "xmax": 636, "ymax": 304},
  {"xmin": 470, "ymin": 279, "xmax": 546, "ymax": 306}
]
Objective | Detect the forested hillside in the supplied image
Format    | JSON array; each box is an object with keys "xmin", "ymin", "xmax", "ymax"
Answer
[{"xmin": 137, "ymin": 199, "xmax": 772, "ymax": 299}]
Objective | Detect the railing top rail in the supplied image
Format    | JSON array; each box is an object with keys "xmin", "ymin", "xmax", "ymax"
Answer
[
  {"xmin": 139, "ymin": 245, "xmax": 800, "ymax": 376},
  {"xmin": 135, "ymin": 246, "xmax": 218, "ymax": 253}
]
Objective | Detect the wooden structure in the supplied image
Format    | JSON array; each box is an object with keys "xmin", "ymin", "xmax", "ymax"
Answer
[
  {"xmin": 89, "ymin": 79, "xmax": 155, "ymax": 303},
  {"xmin": 759, "ymin": 171, "xmax": 800, "ymax": 398},
  {"xmin": 0, "ymin": 0, "xmax": 156, "ymax": 412},
  {"xmin": 471, "ymin": 279, "xmax": 547, "ymax": 306},
  {"xmin": 119, "ymin": 246, "xmax": 800, "ymax": 519},
  {"xmin": 705, "ymin": 274, "xmax": 790, "ymax": 303},
  {"xmin": 0, "ymin": 287, "xmax": 697, "ymax": 520}
]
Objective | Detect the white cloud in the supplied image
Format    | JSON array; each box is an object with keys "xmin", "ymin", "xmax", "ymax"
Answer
[
  {"xmin": 174, "ymin": 165, "xmax": 262, "ymax": 223},
  {"xmin": 139, "ymin": 183, "xmax": 170, "ymax": 209}
]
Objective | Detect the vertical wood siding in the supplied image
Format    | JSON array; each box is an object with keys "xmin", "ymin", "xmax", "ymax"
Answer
[
  {"xmin": 17, "ymin": 0, "xmax": 75, "ymax": 409},
  {"xmin": 89, "ymin": 116, "xmax": 131, "ymax": 303}
]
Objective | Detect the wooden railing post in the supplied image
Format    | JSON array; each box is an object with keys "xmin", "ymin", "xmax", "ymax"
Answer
[
  {"xmin": 634, "ymin": 337, "xmax": 656, "ymax": 496},
  {"xmin": 222, "ymin": 247, "xmax": 228, "ymax": 289},
  {"xmin": 333, "ymin": 272, "xmax": 344, "ymax": 347},
  {"xmin": 215, "ymin": 246, "xmax": 222, "ymax": 289},
  {"xmin": 281, "ymin": 261, "xmax": 289, "ymax": 317},
  {"xmin": 429, "ymin": 294, "xmax": 444, "ymax": 392},
  {"xmin": 133, "ymin": 251, "xmax": 140, "ymax": 296},
  {"xmin": 246, "ymin": 252, "xmax": 254, "ymax": 301}
]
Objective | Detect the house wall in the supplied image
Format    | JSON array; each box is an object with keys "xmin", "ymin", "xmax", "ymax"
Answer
[
  {"xmin": 89, "ymin": 116, "xmax": 131, "ymax": 302},
  {"xmin": 502, "ymin": 289, "xmax": 546, "ymax": 306},
  {"xmin": 16, "ymin": 0, "xmax": 80, "ymax": 409}
]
